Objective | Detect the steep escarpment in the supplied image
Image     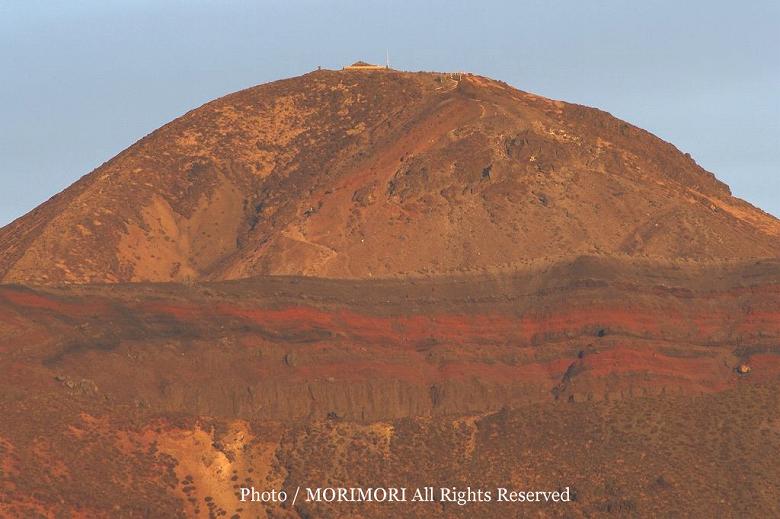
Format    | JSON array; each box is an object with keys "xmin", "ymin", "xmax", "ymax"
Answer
[
  {"xmin": 2, "ymin": 257, "xmax": 778, "ymax": 422},
  {"xmin": 1, "ymin": 69, "xmax": 778, "ymax": 284}
]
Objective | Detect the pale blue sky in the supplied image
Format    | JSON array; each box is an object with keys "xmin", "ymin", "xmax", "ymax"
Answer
[{"xmin": 1, "ymin": 1, "xmax": 778, "ymax": 226}]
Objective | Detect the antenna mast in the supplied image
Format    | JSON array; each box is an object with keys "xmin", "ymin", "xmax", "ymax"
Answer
[{"xmin": 386, "ymin": 50, "xmax": 390, "ymax": 69}]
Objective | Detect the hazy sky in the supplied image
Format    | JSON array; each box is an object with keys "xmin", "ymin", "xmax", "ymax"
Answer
[{"xmin": 1, "ymin": 1, "xmax": 778, "ymax": 227}]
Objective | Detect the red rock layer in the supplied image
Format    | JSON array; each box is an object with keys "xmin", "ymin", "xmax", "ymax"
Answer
[{"xmin": 1, "ymin": 258, "xmax": 777, "ymax": 421}]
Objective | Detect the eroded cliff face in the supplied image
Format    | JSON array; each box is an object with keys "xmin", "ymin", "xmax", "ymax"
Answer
[
  {"xmin": 1, "ymin": 257, "xmax": 778, "ymax": 426},
  {"xmin": 1, "ymin": 70, "xmax": 778, "ymax": 284}
]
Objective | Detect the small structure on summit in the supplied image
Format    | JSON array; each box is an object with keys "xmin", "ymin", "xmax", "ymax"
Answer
[
  {"xmin": 343, "ymin": 61, "xmax": 387, "ymax": 71},
  {"xmin": 736, "ymin": 363, "xmax": 751, "ymax": 375}
]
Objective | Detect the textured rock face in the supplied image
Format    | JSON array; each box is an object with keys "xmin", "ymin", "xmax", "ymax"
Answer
[
  {"xmin": 1, "ymin": 257, "xmax": 778, "ymax": 422},
  {"xmin": 1, "ymin": 70, "xmax": 778, "ymax": 284}
]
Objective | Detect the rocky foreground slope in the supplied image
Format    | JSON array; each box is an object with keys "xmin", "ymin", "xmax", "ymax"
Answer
[{"xmin": 0, "ymin": 67, "xmax": 779, "ymax": 517}]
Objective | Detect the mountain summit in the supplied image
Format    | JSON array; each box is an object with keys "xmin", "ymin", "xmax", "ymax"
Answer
[{"xmin": 1, "ymin": 69, "xmax": 778, "ymax": 284}]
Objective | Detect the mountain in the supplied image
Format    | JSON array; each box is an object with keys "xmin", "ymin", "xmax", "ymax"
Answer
[
  {"xmin": 1, "ymin": 69, "xmax": 778, "ymax": 284},
  {"xmin": 1, "ymin": 68, "xmax": 779, "ymax": 517}
]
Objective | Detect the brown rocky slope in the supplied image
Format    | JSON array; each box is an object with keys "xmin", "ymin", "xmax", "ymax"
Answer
[{"xmin": 1, "ymin": 69, "xmax": 778, "ymax": 284}]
